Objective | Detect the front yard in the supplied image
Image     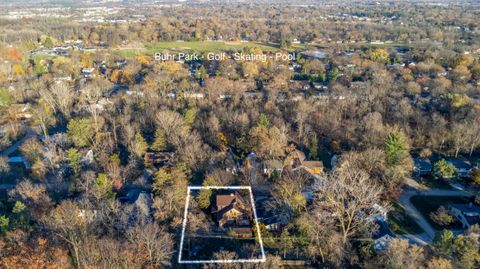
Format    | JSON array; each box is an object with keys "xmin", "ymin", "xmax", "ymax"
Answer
[{"xmin": 388, "ymin": 202, "xmax": 424, "ymax": 234}]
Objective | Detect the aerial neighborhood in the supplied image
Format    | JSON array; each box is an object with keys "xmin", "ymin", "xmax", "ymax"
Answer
[{"xmin": 1, "ymin": 0, "xmax": 480, "ymax": 268}]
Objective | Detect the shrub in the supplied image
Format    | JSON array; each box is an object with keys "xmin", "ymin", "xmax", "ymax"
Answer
[
  {"xmin": 434, "ymin": 159, "xmax": 457, "ymax": 179},
  {"xmin": 430, "ymin": 206, "xmax": 454, "ymax": 226}
]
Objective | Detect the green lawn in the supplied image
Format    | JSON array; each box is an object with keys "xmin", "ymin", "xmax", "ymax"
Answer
[
  {"xmin": 410, "ymin": 195, "xmax": 470, "ymax": 230},
  {"xmin": 145, "ymin": 41, "xmax": 281, "ymax": 54},
  {"xmin": 388, "ymin": 202, "xmax": 424, "ymax": 234}
]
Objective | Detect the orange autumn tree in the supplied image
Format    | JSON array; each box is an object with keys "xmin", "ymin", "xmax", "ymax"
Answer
[
  {"xmin": 4, "ymin": 47, "xmax": 22, "ymax": 62},
  {"xmin": 0, "ymin": 236, "xmax": 69, "ymax": 269}
]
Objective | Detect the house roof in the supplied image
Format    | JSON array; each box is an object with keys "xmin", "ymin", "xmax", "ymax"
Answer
[
  {"xmin": 231, "ymin": 227, "xmax": 252, "ymax": 234},
  {"xmin": 447, "ymin": 159, "xmax": 473, "ymax": 170},
  {"xmin": 294, "ymin": 149, "xmax": 306, "ymax": 163},
  {"xmin": 214, "ymin": 192, "xmax": 251, "ymax": 221},
  {"xmin": 374, "ymin": 234, "xmax": 394, "ymax": 252},
  {"xmin": 264, "ymin": 159, "xmax": 284, "ymax": 169},
  {"xmin": 216, "ymin": 192, "xmax": 245, "ymax": 209},
  {"xmin": 451, "ymin": 203, "xmax": 480, "ymax": 214},
  {"xmin": 302, "ymin": 160, "xmax": 324, "ymax": 169},
  {"xmin": 414, "ymin": 158, "xmax": 432, "ymax": 171}
]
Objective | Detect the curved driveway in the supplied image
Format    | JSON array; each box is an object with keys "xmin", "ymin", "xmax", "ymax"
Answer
[{"xmin": 398, "ymin": 180, "xmax": 473, "ymax": 243}]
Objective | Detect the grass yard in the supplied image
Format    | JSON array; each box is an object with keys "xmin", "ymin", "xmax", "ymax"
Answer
[
  {"xmin": 145, "ymin": 41, "xmax": 281, "ymax": 54},
  {"xmin": 410, "ymin": 195, "xmax": 470, "ymax": 230},
  {"xmin": 388, "ymin": 202, "xmax": 424, "ymax": 234}
]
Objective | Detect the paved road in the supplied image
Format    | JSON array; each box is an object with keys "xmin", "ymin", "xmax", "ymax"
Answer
[
  {"xmin": 397, "ymin": 181, "xmax": 473, "ymax": 243},
  {"xmin": 1, "ymin": 127, "xmax": 35, "ymax": 157}
]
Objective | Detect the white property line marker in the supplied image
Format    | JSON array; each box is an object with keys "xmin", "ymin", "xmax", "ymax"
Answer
[{"xmin": 178, "ymin": 186, "xmax": 266, "ymax": 264}]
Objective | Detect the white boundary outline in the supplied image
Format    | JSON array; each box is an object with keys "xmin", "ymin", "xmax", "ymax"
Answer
[{"xmin": 178, "ymin": 186, "xmax": 266, "ymax": 264}]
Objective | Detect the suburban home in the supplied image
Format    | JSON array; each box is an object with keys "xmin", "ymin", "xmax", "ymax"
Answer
[
  {"xmin": 183, "ymin": 92, "xmax": 205, "ymax": 99},
  {"xmin": 263, "ymin": 159, "xmax": 284, "ymax": 176},
  {"xmin": 212, "ymin": 192, "xmax": 252, "ymax": 229},
  {"xmin": 7, "ymin": 103, "xmax": 32, "ymax": 122},
  {"xmin": 224, "ymin": 149, "xmax": 242, "ymax": 175},
  {"xmin": 291, "ymin": 149, "xmax": 324, "ymax": 178},
  {"xmin": 413, "ymin": 158, "xmax": 432, "ymax": 176},
  {"xmin": 373, "ymin": 234, "xmax": 395, "ymax": 252},
  {"xmin": 144, "ymin": 151, "xmax": 174, "ymax": 166},
  {"xmin": 447, "ymin": 159, "xmax": 473, "ymax": 178},
  {"xmin": 371, "ymin": 205, "xmax": 395, "ymax": 252},
  {"xmin": 255, "ymin": 197, "xmax": 289, "ymax": 233},
  {"xmin": 450, "ymin": 203, "xmax": 480, "ymax": 229},
  {"xmin": 81, "ymin": 67, "xmax": 95, "ymax": 78},
  {"xmin": 8, "ymin": 156, "xmax": 31, "ymax": 169}
]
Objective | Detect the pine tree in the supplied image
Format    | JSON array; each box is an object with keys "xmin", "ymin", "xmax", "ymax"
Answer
[
  {"xmin": 151, "ymin": 129, "xmax": 167, "ymax": 152},
  {"xmin": 197, "ymin": 177, "xmax": 217, "ymax": 209},
  {"xmin": 258, "ymin": 113, "xmax": 270, "ymax": 128},
  {"xmin": 134, "ymin": 132, "xmax": 148, "ymax": 157},
  {"xmin": 184, "ymin": 108, "xmax": 196, "ymax": 127},
  {"xmin": 67, "ymin": 148, "xmax": 82, "ymax": 177},
  {"xmin": 308, "ymin": 135, "xmax": 318, "ymax": 160},
  {"xmin": 385, "ymin": 131, "xmax": 408, "ymax": 167},
  {"xmin": 433, "ymin": 229, "xmax": 454, "ymax": 257}
]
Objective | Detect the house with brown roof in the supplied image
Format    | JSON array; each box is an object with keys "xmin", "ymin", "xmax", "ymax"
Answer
[
  {"xmin": 291, "ymin": 149, "xmax": 324, "ymax": 178},
  {"xmin": 212, "ymin": 192, "xmax": 252, "ymax": 229}
]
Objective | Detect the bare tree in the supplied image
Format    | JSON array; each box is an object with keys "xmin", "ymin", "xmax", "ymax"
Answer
[
  {"xmin": 40, "ymin": 82, "xmax": 76, "ymax": 118},
  {"xmin": 43, "ymin": 200, "xmax": 88, "ymax": 268},
  {"xmin": 126, "ymin": 222, "xmax": 174, "ymax": 268},
  {"xmin": 8, "ymin": 179, "xmax": 52, "ymax": 218},
  {"xmin": 316, "ymin": 164, "xmax": 384, "ymax": 243}
]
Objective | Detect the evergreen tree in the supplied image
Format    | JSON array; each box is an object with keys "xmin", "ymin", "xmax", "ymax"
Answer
[
  {"xmin": 134, "ymin": 132, "xmax": 148, "ymax": 157},
  {"xmin": 308, "ymin": 135, "xmax": 318, "ymax": 160},
  {"xmin": 197, "ymin": 177, "xmax": 217, "ymax": 209},
  {"xmin": 258, "ymin": 113, "xmax": 270, "ymax": 128},
  {"xmin": 0, "ymin": 215, "xmax": 8, "ymax": 234},
  {"xmin": 433, "ymin": 229, "xmax": 454, "ymax": 257},
  {"xmin": 153, "ymin": 168, "xmax": 172, "ymax": 194},
  {"xmin": 184, "ymin": 108, "xmax": 197, "ymax": 127},
  {"xmin": 151, "ymin": 129, "xmax": 167, "ymax": 151},
  {"xmin": 385, "ymin": 131, "xmax": 408, "ymax": 167},
  {"xmin": 67, "ymin": 148, "xmax": 82, "ymax": 177}
]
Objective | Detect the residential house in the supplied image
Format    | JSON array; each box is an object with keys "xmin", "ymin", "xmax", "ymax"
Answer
[
  {"xmin": 291, "ymin": 149, "xmax": 324, "ymax": 178},
  {"xmin": 450, "ymin": 203, "xmax": 480, "ymax": 229},
  {"xmin": 7, "ymin": 104, "xmax": 32, "ymax": 122},
  {"xmin": 183, "ymin": 92, "xmax": 205, "ymax": 99},
  {"xmin": 224, "ymin": 149, "xmax": 242, "ymax": 174},
  {"xmin": 447, "ymin": 159, "xmax": 473, "ymax": 178},
  {"xmin": 118, "ymin": 190, "xmax": 154, "ymax": 226},
  {"xmin": 212, "ymin": 192, "xmax": 252, "ymax": 229},
  {"xmin": 81, "ymin": 67, "xmax": 95, "ymax": 78},
  {"xmin": 373, "ymin": 234, "xmax": 395, "ymax": 252},
  {"xmin": 144, "ymin": 151, "xmax": 174, "ymax": 166},
  {"xmin": 7, "ymin": 156, "xmax": 31, "ymax": 169},
  {"xmin": 263, "ymin": 159, "xmax": 284, "ymax": 176},
  {"xmin": 371, "ymin": 208, "xmax": 395, "ymax": 252},
  {"xmin": 413, "ymin": 158, "xmax": 432, "ymax": 176}
]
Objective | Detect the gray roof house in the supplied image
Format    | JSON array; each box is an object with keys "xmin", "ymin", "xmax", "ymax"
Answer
[
  {"xmin": 447, "ymin": 159, "xmax": 473, "ymax": 178},
  {"xmin": 413, "ymin": 158, "xmax": 432, "ymax": 176},
  {"xmin": 450, "ymin": 203, "xmax": 480, "ymax": 229}
]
